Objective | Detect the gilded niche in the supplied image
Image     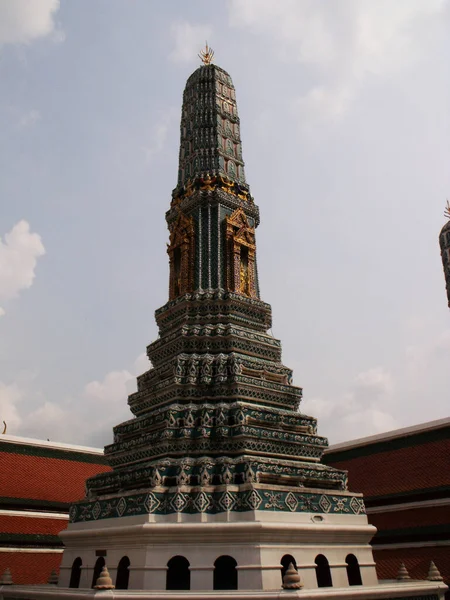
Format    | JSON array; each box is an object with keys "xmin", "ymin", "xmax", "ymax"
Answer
[
  {"xmin": 225, "ymin": 207, "xmax": 257, "ymax": 298},
  {"xmin": 167, "ymin": 212, "xmax": 195, "ymax": 300}
]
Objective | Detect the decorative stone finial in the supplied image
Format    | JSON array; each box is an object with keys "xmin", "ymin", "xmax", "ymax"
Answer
[
  {"xmin": 282, "ymin": 563, "xmax": 302, "ymax": 589},
  {"xmin": 0, "ymin": 568, "xmax": 13, "ymax": 585},
  {"xmin": 427, "ymin": 561, "xmax": 443, "ymax": 581},
  {"xmin": 396, "ymin": 562, "xmax": 411, "ymax": 580},
  {"xmin": 94, "ymin": 566, "xmax": 115, "ymax": 590},
  {"xmin": 47, "ymin": 569, "xmax": 59, "ymax": 585},
  {"xmin": 198, "ymin": 42, "xmax": 214, "ymax": 65}
]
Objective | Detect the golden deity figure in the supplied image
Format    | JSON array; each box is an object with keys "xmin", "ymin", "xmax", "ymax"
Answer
[
  {"xmin": 240, "ymin": 260, "xmax": 250, "ymax": 296},
  {"xmin": 200, "ymin": 174, "xmax": 216, "ymax": 191}
]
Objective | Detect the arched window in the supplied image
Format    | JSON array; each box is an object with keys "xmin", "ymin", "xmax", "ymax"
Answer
[
  {"xmin": 116, "ymin": 556, "xmax": 130, "ymax": 590},
  {"xmin": 69, "ymin": 557, "xmax": 82, "ymax": 588},
  {"xmin": 346, "ymin": 554, "xmax": 362, "ymax": 586},
  {"xmin": 280, "ymin": 554, "xmax": 297, "ymax": 583},
  {"xmin": 315, "ymin": 554, "xmax": 332, "ymax": 588},
  {"xmin": 214, "ymin": 555, "xmax": 237, "ymax": 590},
  {"xmin": 91, "ymin": 557, "xmax": 105, "ymax": 589},
  {"xmin": 166, "ymin": 556, "xmax": 190, "ymax": 590}
]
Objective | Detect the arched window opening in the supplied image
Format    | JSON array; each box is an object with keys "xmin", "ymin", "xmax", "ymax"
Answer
[
  {"xmin": 91, "ymin": 557, "xmax": 105, "ymax": 589},
  {"xmin": 214, "ymin": 555, "xmax": 237, "ymax": 590},
  {"xmin": 315, "ymin": 554, "xmax": 332, "ymax": 588},
  {"xmin": 346, "ymin": 554, "xmax": 362, "ymax": 586},
  {"xmin": 166, "ymin": 556, "xmax": 190, "ymax": 590},
  {"xmin": 240, "ymin": 246, "xmax": 250, "ymax": 296},
  {"xmin": 69, "ymin": 557, "xmax": 82, "ymax": 588},
  {"xmin": 280, "ymin": 554, "xmax": 297, "ymax": 583},
  {"xmin": 116, "ymin": 556, "xmax": 130, "ymax": 590}
]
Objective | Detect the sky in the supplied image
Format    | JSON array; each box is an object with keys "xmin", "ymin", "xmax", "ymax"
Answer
[{"xmin": 0, "ymin": 0, "xmax": 449, "ymax": 448}]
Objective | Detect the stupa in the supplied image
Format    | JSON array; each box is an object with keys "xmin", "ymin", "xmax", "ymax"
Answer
[
  {"xmin": 3, "ymin": 49, "xmax": 446, "ymax": 599},
  {"xmin": 440, "ymin": 200, "xmax": 450, "ymax": 308}
]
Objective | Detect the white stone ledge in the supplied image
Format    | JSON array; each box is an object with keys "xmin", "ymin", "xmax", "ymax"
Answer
[
  {"xmin": 0, "ymin": 580, "xmax": 447, "ymax": 600},
  {"xmin": 61, "ymin": 520, "xmax": 376, "ymax": 545}
]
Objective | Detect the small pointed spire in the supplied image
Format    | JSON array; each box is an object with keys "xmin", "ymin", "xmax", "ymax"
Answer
[
  {"xmin": 445, "ymin": 199, "xmax": 450, "ymax": 220},
  {"xmin": 94, "ymin": 565, "xmax": 115, "ymax": 590},
  {"xmin": 198, "ymin": 42, "xmax": 214, "ymax": 65},
  {"xmin": 47, "ymin": 569, "xmax": 59, "ymax": 585},
  {"xmin": 282, "ymin": 563, "xmax": 302, "ymax": 589},
  {"xmin": 396, "ymin": 562, "xmax": 411, "ymax": 580},
  {"xmin": 0, "ymin": 568, "xmax": 13, "ymax": 585},
  {"xmin": 427, "ymin": 561, "xmax": 443, "ymax": 581}
]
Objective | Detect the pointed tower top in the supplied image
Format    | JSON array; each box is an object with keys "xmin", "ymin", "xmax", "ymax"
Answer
[
  {"xmin": 198, "ymin": 43, "xmax": 214, "ymax": 65},
  {"xmin": 396, "ymin": 562, "xmax": 411, "ymax": 580},
  {"xmin": 94, "ymin": 566, "xmax": 115, "ymax": 590},
  {"xmin": 282, "ymin": 563, "xmax": 302, "ymax": 589},
  {"xmin": 173, "ymin": 58, "xmax": 248, "ymax": 196},
  {"xmin": 427, "ymin": 561, "xmax": 443, "ymax": 581}
]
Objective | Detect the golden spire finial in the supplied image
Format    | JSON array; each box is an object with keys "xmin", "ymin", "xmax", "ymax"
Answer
[
  {"xmin": 445, "ymin": 199, "xmax": 450, "ymax": 220},
  {"xmin": 198, "ymin": 42, "xmax": 214, "ymax": 65}
]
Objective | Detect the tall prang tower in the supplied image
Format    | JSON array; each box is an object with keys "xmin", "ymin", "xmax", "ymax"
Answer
[
  {"xmin": 440, "ymin": 201, "xmax": 450, "ymax": 308},
  {"xmin": 54, "ymin": 52, "xmax": 447, "ymax": 599}
]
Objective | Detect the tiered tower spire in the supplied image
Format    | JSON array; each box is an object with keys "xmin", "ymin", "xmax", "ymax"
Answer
[{"xmin": 75, "ymin": 60, "xmax": 352, "ymax": 516}]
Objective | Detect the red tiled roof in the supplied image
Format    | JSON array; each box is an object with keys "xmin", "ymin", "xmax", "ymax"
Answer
[
  {"xmin": 369, "ymin": 505, "xmax": 450, "ymax": 531},
  {"xmin": 0, "ymin": 515, "xmax": 68, "ymax": 536},
  {"xmin": 0, "ymin": 452, "xmax": 111, "ymax": 504},
  {"xmin": 0, "ymin": 551, "xmax": 62, "ymax": 585},
  {"xmin": 326, "ymin": 439, "xmax": 450, "ymax": 499},
  {"xmin": 374, "ymin": 545, "xmax": 450, "ymax": 587}
]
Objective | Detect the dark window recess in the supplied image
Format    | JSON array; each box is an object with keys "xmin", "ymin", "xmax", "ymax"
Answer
[
  {"xmin": 315, "ymin": 554, "xmax": 332, "ymax": 588},
  {"xmin": 166, "ymin": 556, "xmax": 190, "ymax": 590},
  {"xmin": 214, "ymin": 555, "xmax": 238, "ymax": 590},
  {"xmin": 115, "ymin": 556, "xmax": 130, "ymax": 590},
  {"xmin": 69, "ymin": 557, "xmax": 82, "ymax": 589},
  {"xmin": 346, "ymin": 554, "xmax": 362, "ymax": 586}
]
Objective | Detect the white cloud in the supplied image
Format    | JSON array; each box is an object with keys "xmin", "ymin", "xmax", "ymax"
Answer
[
  {"xmin": 228, "ymin": 0, "xmax": 447, "ymax": 120},
  {"xmin": 0, "ymin": 0, "xmax": 61, "ymax": 45},
  {"xmin": 0, "ymin": 221, "xmax": 45, "ymax": 316},
  {"xmin": 18, "ymin": 109, "xmax": 41, "ymax": 129},
  {"xmin": 142, "ymin": 108, "xmax": 178, "ymax": 163},
  {"xmin": 169, "ymin": 21, "xmax": 213, "ymax": 63},
  {"xmin": 22, "ymin": 401, "xmax": 73, "ymax": 441},
  {"xmin": 1, "ymin": 353, "xmax": 150, "ymax": 444},
  {"xmin": 84, "ymin": 369, "xmax": 136, "ymax": 404},
  {"xmin": 302, "ymin": 366, "xmax": 396, "ymax": 443},
  {"xmin": 0, "ymin": 382, "xmax": 22, "ymax": 433}
]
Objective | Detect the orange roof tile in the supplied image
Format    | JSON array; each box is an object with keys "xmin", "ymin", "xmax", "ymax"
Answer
[
  {"xmin": 326, "ymin": 439, "xmax": 450, "ymax": 499},
  {"xmin": 0, "ymin": 451, "xmax": 111, "ymax": 505},
  {"xmin": 373, "ymin": 545, "xmax": 450, "ymax": 587},
  {"xmin": 0, "ymin": 552, "xmax": 62, "ymax": 585},
  {"xmin": 0, "ymin": 515, "xmax": 67, "ymax": 536}
]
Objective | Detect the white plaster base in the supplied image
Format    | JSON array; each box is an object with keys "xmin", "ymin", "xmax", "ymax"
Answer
[{"xmin": 58, "ymin": 509, "xmax": 380, "ymax": 592}]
